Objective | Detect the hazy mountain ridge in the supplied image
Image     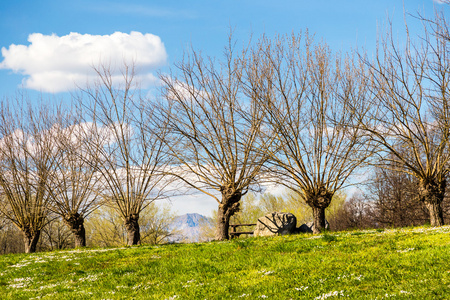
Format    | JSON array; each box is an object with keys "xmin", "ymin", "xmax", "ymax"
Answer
[{"xmin": 170, "ymin": 213, "xmax": 212, "ymax": 242}]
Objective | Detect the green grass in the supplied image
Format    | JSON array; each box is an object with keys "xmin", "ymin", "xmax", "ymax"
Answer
[{"xmin": 1, "ymin": 226, "xmax": 450, "ymax": 299}]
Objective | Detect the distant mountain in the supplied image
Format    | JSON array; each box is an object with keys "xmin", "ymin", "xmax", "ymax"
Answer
[{"xmin": 169, "ymin": 213, "xmax": 212, "ymax": 243}]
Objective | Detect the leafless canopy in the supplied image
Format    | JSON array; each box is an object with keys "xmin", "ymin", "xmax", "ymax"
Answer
[
  {"xmin": 157, "ymin": 39, "xmax": 271, "ymax": 240},
  {"xmin": 0, "ymin": 98, "xmax": 59, "ymax": 252},
  {"xmin": 358, "ymin": 12, "xmax": 450, "ymax": 226},
  {"xmin": 45, "ymin": 109, "xmax": 103, "ymax": 247},
  {"xmin": 249, "ymin": 33, "xmax": 372, "ymax": 233},
  {"xmin": 80, "ymin": 64, "xmax": 173, "ymax": 245}
]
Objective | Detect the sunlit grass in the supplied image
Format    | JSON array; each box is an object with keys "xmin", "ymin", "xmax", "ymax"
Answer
[{"xmin": 1, "ymin": 226, "xmax": 450, "ymax": 299}]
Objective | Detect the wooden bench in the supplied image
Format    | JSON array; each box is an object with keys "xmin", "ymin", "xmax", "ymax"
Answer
[{"xmin": 229, "ymin": 223, "xmax": 256, "ymax": 238}]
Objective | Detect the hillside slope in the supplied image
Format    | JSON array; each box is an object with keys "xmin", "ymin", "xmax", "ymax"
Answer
[{"xmin": 1, "ymin": 226, "xmax": 450, "ymax": 299}]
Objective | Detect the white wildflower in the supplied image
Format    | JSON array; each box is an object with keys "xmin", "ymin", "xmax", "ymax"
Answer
[
  {"xmin": 8, "ymin": 277, "xmax": 33, "ymax": 289},
  {"xmin": 64, "ymin": 247, "xmax": 127, "ymax": 254},
  {"xmin": 314, "ymin": 290, "xmax": 345, "ymax": 299},
  {"xmin": 183, "ymin": 279, "xmax": 196, "ymax": 288},
  {"xmin": 39, "ymin": 283, "xmax": 59, "ymax": 290},
  {"xmin": 354, "ymin": 275, "xmax": 364, "ymax": 281},
  {"xmin": 258, "ymin": 269, "xmax": 274, "ymax": 276},
  {"xmin": 79, "ymin": 273, "xmax": 102, "ymax": 282},
  {"xmin": 397, "ymin": 248, "xmax": 415, "ymax": 253},
  {"xmin": 78, "ymin": 291, "xmax": 93, "ymax": 295},
  {"xmin": 295, "ymin": 286, "xmax": 309, "ymax": 291},
  {"xmin": 9, "ymin": 262, "xmax": 31, "ymax": 268},
  {"xmin": 115, "ymin": 285, "xmax": 127, "ymax": 289}
]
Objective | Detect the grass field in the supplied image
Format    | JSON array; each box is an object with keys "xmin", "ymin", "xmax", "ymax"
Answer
[{"xmin": 1, "ymin": 226, "xmax": 450, "ymax": 299}]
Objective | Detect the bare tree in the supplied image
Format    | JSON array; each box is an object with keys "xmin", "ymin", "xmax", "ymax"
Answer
[
  {"xmin": 0, "ymin": 99, "xmax": 58, "ymax": 253},
  {"xmin": 39, "ymin": 217, "xmax": 74, "ymax": 251},
  {"xmin": 250, "ymin": 33, "xmax": 372, "ymax": 233},
  {"xmin": 0, "ymin": 217, "xmax": 24, "ymax": 254},
  {"xmin": 357, "ymin": 13, "xmax": 450, "ymax": 226},
  {"xmin": 45, "ymin": 111, "xmax": 103, "ymax": 248},
  {"xmin": 368, "ymin": 161, "xmax": 429, "ymax": 227},
  {"xmin": 80, "ymin": 64, "xmax": 173, "ymax": 246},
  {"xmin": 157, "ymin": 39, "xmax": 271, "ymax": 240}
]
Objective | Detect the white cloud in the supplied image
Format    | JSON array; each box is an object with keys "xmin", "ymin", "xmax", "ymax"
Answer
[
  {"xmin": 434, "ymin": 0, "xmax": 449, "ymax": 3},
  {"xmin": 0, "ymin": 31, "xmax": 167, "ymax": 93},
  {"xmin": 169, "ymin": 193, "xmax": 218, "ymax": 217}
]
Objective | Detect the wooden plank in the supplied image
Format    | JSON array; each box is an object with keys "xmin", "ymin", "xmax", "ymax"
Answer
[
  {"xmin": 229, "ymin": 223, "xmax": 256, "ymax": 228},
  {"xmin": 229, "ymin": 224, "xmax": 256, "ymax": 238}
]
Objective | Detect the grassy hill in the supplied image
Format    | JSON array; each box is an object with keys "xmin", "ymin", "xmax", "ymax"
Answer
[{"xmin": 1, "ymin": 226, "xmax": 450, "ymax": 299}]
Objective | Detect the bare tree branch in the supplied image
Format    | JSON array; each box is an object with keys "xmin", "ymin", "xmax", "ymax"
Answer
[
  {"xmin": 80, "ymin": 63, "xmax": 174, "ymax": 245},
  {"xmin": 156, "ymin": 36, "xmax": 272, "ymax": 240},
  {"xmin": 357, "ymin": 12, "xmax": 450, "ymax": 226},
  {"xmin": 250, "ymin": 33, "xmax": 373, "ymax": 233},
  {"xmin": 0, "ymin": 97, "xmax": 59, "ymax": 252}
]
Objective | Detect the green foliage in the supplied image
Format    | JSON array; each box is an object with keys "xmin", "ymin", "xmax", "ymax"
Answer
[
  {"xmin": 198, "ymin": 210, "xmax": 217, "ymax": 242},
  {"xmin": 232, "ymin": 238, "xmax": 254, "ymax": 250},
  {"xmin": 1, "ymin": 226, "xmax": 450, "ymax": 298},
  {"xmin": 322, "ymin": 233, "xmax": 338, "ymax": 243},
  {"xmin": 85, "ymin": 202, "xmax": 177, "ymax": 247}
]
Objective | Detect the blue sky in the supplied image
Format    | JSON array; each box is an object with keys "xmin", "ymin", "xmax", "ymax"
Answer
[
  {"xmin": 0, "ymin": 0, "xmax": 448, "ymax": 216},
  {"xmin": 1, "ymin": 0, "xmax": 448, "ymax": 96}
]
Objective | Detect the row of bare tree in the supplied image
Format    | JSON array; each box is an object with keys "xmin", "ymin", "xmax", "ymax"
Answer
[
  {"xmin": 0, "ymin": 11, "xmax": 449, "ymax": 253},
  {"xmin": 159, "ymin": 11, "xmax": 450, "ymax": 237},
  {"xmin": 0, "ymin": 63, "xmax": 184, "ymax": 253}
]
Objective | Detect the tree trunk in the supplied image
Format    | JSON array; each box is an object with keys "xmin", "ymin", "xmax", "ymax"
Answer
[
  {"xmin": 305, "ymin": 187, "xmax": 333, "ymax": 234},
  {"xmin": 64, "ymin": 213, "xmax": 86, "ymax": 248},
  {"xmin": 424, "ymin": 201, "xmax": 444, "ymax": 227},
  {"xmin": 312, "ymin": 206, "xmax": 326, "ymax": 234},
  {"xmin": 418, "ymin": 178, "xmax": 445, "ymax": 227},
  {"xmin": 22, "ymin": 229, "xmax": 40, "ymax": 253},
  {"xmin": 124, "ymin": 214, "xmax": 140, "ymax": 246},
  {"xmin": 215, "ymin": 187, "xmax": 242, "ymax": 241}
]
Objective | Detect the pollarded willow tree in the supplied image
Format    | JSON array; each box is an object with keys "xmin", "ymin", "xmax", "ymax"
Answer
[
  {"xmin": 250, "ymin": 33, "xmax": 372, "ymax": 233},
  {"xmin": 0, "ymin": 99, "xmax": 58, "ymax": 253},
  {"xmin": 157, "ymin": 40, "xmax": 272, "ymax": 240},
  {"xmin": 45, "ymin": 111, "xmax": 103, "ymax": 248},
  {"xmin": 80, "ymin": 64, "xmax": 173, "ymax": 246},
  {"xmin": 357, "ymin": 12, "xmax": 450, "ymax": 226}
]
